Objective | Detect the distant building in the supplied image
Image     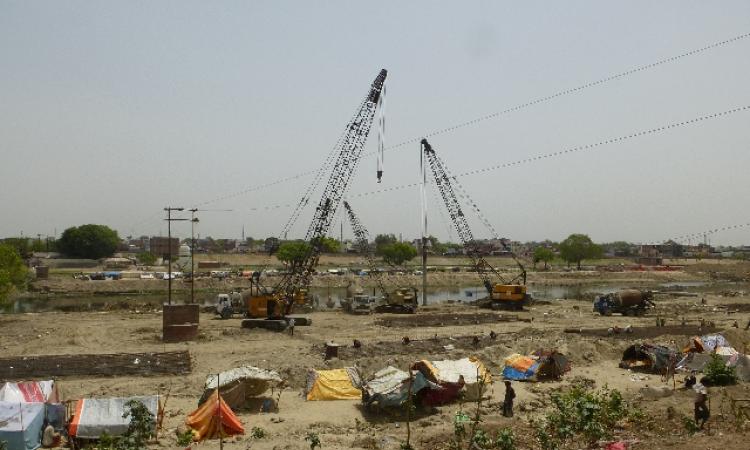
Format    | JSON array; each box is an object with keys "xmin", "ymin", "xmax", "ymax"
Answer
[{"xmin": 149, "ymin": 237, "xmax": 179, "ymax": 259}]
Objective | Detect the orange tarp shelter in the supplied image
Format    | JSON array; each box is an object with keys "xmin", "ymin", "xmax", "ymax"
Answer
[{"xmin": 185, "ymin": 390, "xmax": 244, "ymax": 441}]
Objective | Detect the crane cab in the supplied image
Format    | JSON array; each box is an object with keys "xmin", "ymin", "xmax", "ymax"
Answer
[{"xmin": 491, "ymin": 284, "xmax": 530, "ymax": 310}]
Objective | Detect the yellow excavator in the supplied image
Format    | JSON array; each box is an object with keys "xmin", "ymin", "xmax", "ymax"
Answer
[{"xmin": 422, "ymin": 139, "xmax": 530, "ymax": 310}]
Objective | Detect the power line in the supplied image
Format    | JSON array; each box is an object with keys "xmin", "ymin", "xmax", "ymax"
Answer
[
  {"xmin": 186, "ymin": 31, "xmax": 750, "ymax": 209},
  {"xmin": 134, "ymin": 103, "xmax": 750, "ymax": 235},
  {"xmin": 348, "ymin": 104, "xmax": 750, "ymax": 198},
  {"xmin": 643, "ymin": 221, "xmax": 750, "ymax": 246}
]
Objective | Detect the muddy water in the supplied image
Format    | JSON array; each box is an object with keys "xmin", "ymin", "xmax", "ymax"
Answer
[{"xmin": 6, "ymin": 280, "xmax": 740, "ymax": 314}]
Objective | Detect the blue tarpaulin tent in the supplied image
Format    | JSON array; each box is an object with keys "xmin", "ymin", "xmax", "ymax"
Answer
[{"xmin": 0, "ymin": 402, "xmax": 46, "ymax": 450}]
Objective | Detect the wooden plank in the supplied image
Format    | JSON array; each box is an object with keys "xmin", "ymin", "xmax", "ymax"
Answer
[{"xmin": 0, "ymin": 350, "xmax": 191, "ymax": 380}]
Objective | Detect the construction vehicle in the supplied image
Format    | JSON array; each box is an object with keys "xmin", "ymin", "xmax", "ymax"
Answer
[
  {"xmin": 594, "ymin": 289, "xmax": 655, "ymax": 316},
  {"xmin": 421, "ymin": 139, "xmax": 530, "ymax": 310},
  {"xmin": 342, "ymin": 201, "xmax": 417, "ymax": 314},
  {"xmin": 241, "ymin": 69, "xmax": 388, "ymax": 331}
]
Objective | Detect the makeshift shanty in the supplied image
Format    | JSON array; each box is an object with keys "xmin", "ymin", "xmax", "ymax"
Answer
[
  {"xmin": 0, "ymin": 381, "xmax": 65, "ymax": 431},
  {"xmin": 0, "ymin": 381, "xmax": 59, "ymax": 403},
  {"xmin": 199, "ymin": 366, "xmax": 282, "ymax": 410},
  {"xmin": 186, "ymin": 390, "xmax": 244, "ymax": 441},
  {"xmin": 411, "ymin": 357, "xmax": 491, "ymax": 405},
  {"xmin": 361, "ymin": 366, "xmax": 435, "ymax": 410},
  {"xmin": 683, "ymin": 334, "xmax": 730, "ymax": 353},
  {"xmin": 0, "ymin": 402, "xmax": 46, "ymax": 450},
  {"xmin": 68, "ymin": 396, "xmax": 161, "ymax": 440},
  {"xmin": 305, "ymin": 368, "xmax": 362, "ymax": 401},
  {"xmin": 503, "ymin": 350, "xmax": 571, "ymax": 381},
  {"xmin": 619, "ymin": 344, "xmax": 679, "ymax": 373}
]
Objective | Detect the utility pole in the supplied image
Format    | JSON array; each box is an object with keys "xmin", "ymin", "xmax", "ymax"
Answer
[
  {"xmin": 164, "ymin": 207, "xmax": 187, "ymax": 305},
  {"xmin": 189, "ymin": 210, "xmax": 200, "ymax": 305},
  {"xmin": 419, "ymin": 140, "xmax": 428, "ymax": 306}
]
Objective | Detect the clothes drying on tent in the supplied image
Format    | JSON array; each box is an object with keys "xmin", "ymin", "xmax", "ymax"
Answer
[
  {"xmin": 619, "ymin": 344, "xmax": 678, "ymax": 373},
  {"xmin": 68, "ymin": 396, "xmax": 161, "ymax": 440},
  {"xmin": 361, "ymin": 366, "xmax": 435, "ymax": 410},
  {"xmin": 0, "ymin": 402, "xmax": 46, "ymax": 450},
  {"xmin": 186, "ymin": 390, "xmax": 244, "ymax": 441},
  {"xmin": 0, "ymin": 381, "xmax": 59, "ymax": 403},
  {"xmin": 502, "ymin": 350, "xmax": 571, "ymax": 381},
  {"xmin": 199, "ymin": 366, "xmax": 282, "ymax": 410},
  {"xmin": 305, "ymin": 368, "xmax": 362, "ymax": 401},
  {"xmin": 411, "ymin": 357, "xmax": 491, "ymax": 405}
]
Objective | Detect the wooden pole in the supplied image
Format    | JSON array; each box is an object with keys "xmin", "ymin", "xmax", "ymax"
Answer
[{"xmin": 217, "ymin": 373, "xmax": 223, "ymax": 450}]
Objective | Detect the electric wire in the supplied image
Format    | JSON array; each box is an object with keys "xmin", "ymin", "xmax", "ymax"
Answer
[{"xmin": 184, "ymin": 31, "xmax": 750, "ymax": 210}]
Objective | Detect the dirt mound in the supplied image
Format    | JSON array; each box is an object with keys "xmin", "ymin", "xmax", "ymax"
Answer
[
  {"xmin": 577, "ymin": 324, "xmax": 719, "ymax": 340},
  {"xmin": 375, "ymin": 312, "xmax": 523, "ymax": 328}
]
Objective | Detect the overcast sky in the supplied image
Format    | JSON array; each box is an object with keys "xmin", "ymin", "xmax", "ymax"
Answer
[{"xmin": 2, "ymin": 1, "xmax": 750, "ymax": 246}]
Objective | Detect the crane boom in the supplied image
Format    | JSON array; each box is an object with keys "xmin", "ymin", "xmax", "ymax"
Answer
[
  {"xmin": 276, "ymin": 69, "xmax": 388, "ymax": 303},
  {"xmin": 343, "ymin": 201, "xmax": 389, "ymax": 298},
  {"xmin": 421, "ymin": 138, "xmax": 526, "ymax": 297}
]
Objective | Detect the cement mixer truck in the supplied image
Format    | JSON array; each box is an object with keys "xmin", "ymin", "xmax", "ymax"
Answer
[{"xmin": 593, "ymin": 289, "xmax": 655, "ymax": 316}]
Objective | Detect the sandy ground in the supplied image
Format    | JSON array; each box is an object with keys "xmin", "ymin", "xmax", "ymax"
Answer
[{"xmin": 3, "ymin": 267, "xmax": 750, "ymax": 449}]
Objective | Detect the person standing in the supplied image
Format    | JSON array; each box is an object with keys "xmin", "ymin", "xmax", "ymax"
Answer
[
  {"xmin": 502, "ymin": 380, "xmax": 516, "ymax": 417},
  {"xmin": 694, "ymin": 385, "xmax": 710, "ymax": 429}
]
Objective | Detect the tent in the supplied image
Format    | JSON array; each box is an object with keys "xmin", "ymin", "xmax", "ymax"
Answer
[
  {"xmin": 199, "ymin": 366, "xmax": 282, "ymax": 410},
  {"xmin": 502, "ymin": 350, "xmax": 571, "ymax": 381},
  {"xmin": 361, "ymin": 366, "xmax": 435, "ymax": 410},
  {"xmin": 619, "ymin": 344, "xmax": 678, "ymax": 373},
  {"xmin": 683, "ymin": 334, "xmax": 730, "ymax": 353},
  {"xmin": 0, "ymin": 381, "xmax": 65, "ymax": 431},
  {"xmin": 186, "ymin": 390, "xmax": 244, "ymax": 441},
  {"xmin": 305, "ymin": 368, "xmax": 362, "ymax": 401},
  {"xmin": 0, "ymin": 402, "xmax": 46, "ymax": 450},
  {"xmin": 68, "ymin": 396, "xmax": 160, "ymax": 440},
  {"xmin": 0, "ymin": 381, "xmax": 59, "ymax": 403},
  {"xmin": 411, "ymin": 357, "xmax": 491, "ymax": 405}
]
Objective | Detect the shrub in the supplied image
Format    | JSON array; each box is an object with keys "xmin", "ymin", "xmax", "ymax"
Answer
[
  {"xmin": 703, "ymin": 353, "xmax": 737, "ymax": 386},
  {"xmin": 535, "ymin": 386, "xmax": 645, "ymax": 448}
]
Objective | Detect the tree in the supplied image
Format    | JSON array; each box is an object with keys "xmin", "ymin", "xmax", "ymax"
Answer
[
  {"xmin": 136, "ymin": 252, "xmax": 157, "ymax": 266},
  {"xmin": 604, "ymin": 241, "xmax": 634, "ymax": 257},
  {"xmin": 276, "ymin": 241, "xmax": 312, "ymax": 270},
  {"xmin": 318, "ymin": 237, "xmax": 341, "ymax": 253},
  {"xmin": 374, "ymin": 234, "xmax": 398, "ymax": 255},
  {"xmin": 558, "ymin": 234, "xmax": 602, "ymax": 270},
  {"xmin": 0, "ymin": 244, "xmax": 27, "ymax": 306},
  {"xmin": 1, "ymin": 238, "xmax": 31, "ymax": 259},
  {"xmin": 58, "ymin": 224, "xmax": 120, "ymax": 259},
  {"xmin": 533, "ymin": 247, "xmax": 555, "ymax": 270},
  {"xmin": 380, "ymin": 242, "xmax": 417, "ymax": 266}
]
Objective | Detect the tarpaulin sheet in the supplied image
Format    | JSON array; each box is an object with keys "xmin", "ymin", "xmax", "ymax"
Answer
[
  {"xmin": 362, "ymin": 366, "xmax": 433, "ymax": 409},
  {"xmin": 186, "ymin": 390, "xmax": 244, "ymax": 441},
  {"xmin": 0, "ymin": 402, "xmax": 45, "ymax": 450},
  {"xmin": 411, "ymin": 357, "xmax": 491, "ymax": 403},
  {"xmin": 68, "ymin": 396, "xmax": 160, "ymax": 439},
  {"xmin": 0, "ymin": 381, "xmax": 58, "ymax": 403},
  {"xmin": 200, "ymin": 366, "xmax": 282, "ymax": 409},
  {"xmin": 305, "ymin": 368, "xmax": 362, "ymax": 401},
  {"xmin": 684, "ymin": 334, "xmax": 730, "ymax": 353}
]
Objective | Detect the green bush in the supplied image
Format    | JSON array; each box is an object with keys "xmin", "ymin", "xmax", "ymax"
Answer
[
  {"xmin": 535, "ymin": 386, "xmax": 645, "ymax": 448},
  {"xmin": 703, "ymin": 353, "xmax": 737, "ymax": 386},
  {"xmin": 494, "ymin": 428, "xmax": 516, "ymax": 450},
  {"xmin": 251, "ymin": 427, "xmax": 267, "ymax": 439}
]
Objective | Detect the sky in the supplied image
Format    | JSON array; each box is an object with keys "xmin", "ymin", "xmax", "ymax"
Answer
[{"xmin": 2, "ymin": 1, "xmax": 750, "ymax": 246}]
